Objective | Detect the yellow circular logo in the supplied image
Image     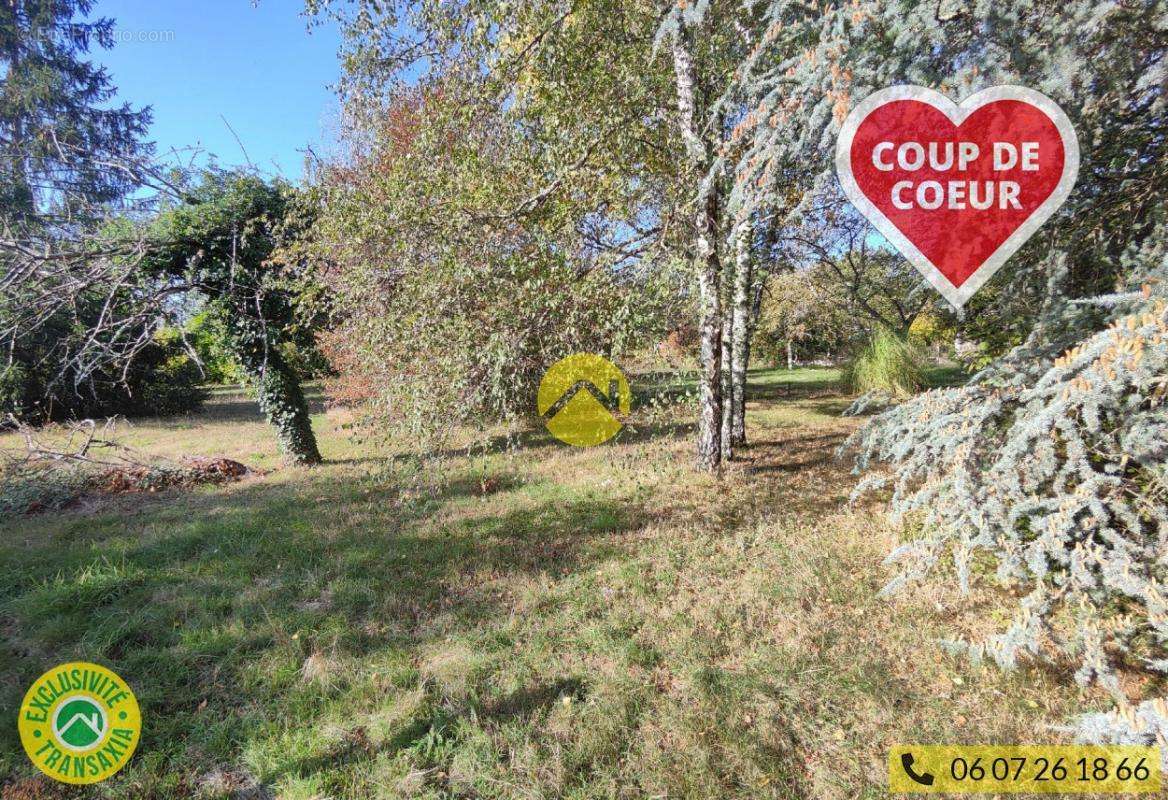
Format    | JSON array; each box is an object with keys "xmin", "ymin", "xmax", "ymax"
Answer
[
  {"xmin": 18, "ymin": 662, "xmax": 141, "ymax": 784},
  {"xmin": 537, "ymin": 353, "xmax": 630, "ymax": 447}
]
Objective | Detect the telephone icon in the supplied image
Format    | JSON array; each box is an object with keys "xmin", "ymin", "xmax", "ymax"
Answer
[{"xmin": 900, "ymin": 752, "xmax": 935, "ymax": 786}]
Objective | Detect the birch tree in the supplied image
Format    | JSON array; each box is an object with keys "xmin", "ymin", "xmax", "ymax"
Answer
[
  {"xmin": 310, "ymin": 0, "xmax": 791, "ymax": 469},
  {"xmin": 659, "ymin": 0, "xmax": 781, "ymax": 467},
  {"xmin": 668, "ymin": 25, "xmax": 727, "ymax": 469},
  {"xmin": 728, "ymin": 218, "xmax": 754, "ymax": 447}
]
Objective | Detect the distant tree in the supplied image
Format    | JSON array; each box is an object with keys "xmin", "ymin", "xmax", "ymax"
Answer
[
  {"xmin": 782, "ymin": 199, "xmax": 935, "ymax": 336},
  {"xmin": 755, "ymin": 266, "xmax": 859, "ymax": 369}
]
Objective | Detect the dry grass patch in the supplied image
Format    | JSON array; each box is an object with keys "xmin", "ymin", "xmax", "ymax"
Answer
[{"xmin": 0, "ymin": 369, "xmax": 1102, "ymax": 799}]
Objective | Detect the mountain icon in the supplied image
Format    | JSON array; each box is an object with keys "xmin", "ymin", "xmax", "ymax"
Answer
[
  {"xmin": 536, "ymin": 354, "xmax": 630, "ymax": 447},
  {"xmin": 540, "ymin": 379, "xmax": 622, "ymax": 420},
  {"xmin": 54, "ymin": 697, "xmax": 105, "ymax": 749}
]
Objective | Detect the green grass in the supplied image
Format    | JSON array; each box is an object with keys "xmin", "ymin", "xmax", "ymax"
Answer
[{"xmin": 0, "ymin": 368, "xmax": 1094, "ymax": 799}]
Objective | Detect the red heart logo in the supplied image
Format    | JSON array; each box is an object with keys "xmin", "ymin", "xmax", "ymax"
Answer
[{"xmin": 837, "ymin": 86, "xmax": 1079, "ymax": 307}]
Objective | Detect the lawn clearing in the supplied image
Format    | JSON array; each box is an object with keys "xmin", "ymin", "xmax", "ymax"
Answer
[{"xmin": 1, "ymin": 369, "xmax": 1101, "ymax": 799}]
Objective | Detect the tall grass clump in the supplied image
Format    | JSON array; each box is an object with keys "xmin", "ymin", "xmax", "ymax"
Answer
[{"xmin": 843, "ymin": 327, "xmax": 925, "ymax": 399}]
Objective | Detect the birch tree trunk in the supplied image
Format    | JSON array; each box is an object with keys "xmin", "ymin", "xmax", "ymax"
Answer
[
  {"xmin": 729, "ymin": 219, "xmax": 753, "ymax": 449},
  {"xmin": 695, "ymin": 187, "xmax": 724, "ymax": 470},
  {"xmin": 739, "ymin": 275, "xmax": 764, "ymax": 420},
  {"xmin": 672, "ymin": 30, "xmax": 723, "ymax": 471},
  {"xmin": 720, "ymin": 299, "xmax": 734, "ymax": 461}
]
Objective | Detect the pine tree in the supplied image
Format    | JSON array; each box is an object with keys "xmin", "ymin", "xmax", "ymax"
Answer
[
  {"xmin": 728, "ymin": 0, "xmax": 1168, "ymax": 750},
  {"xmin": 1, "ymin": 0, "xmax": 156, "ymax": 415},
  {"xmin": 0, "ymin": 0, "xmax": 151, "ymax": 228}
]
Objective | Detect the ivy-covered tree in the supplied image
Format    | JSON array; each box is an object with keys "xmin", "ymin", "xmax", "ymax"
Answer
[{"xmin": 144, "ymin": 172, "xmax": 323, "ymax": 465}]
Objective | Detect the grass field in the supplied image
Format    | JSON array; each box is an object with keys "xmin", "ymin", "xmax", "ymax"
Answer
[{"xmin": 0, "ymin": 368, "xmax": 1104, "ymax": 799}]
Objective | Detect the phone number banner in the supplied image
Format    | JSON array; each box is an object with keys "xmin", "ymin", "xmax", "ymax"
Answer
[{"xmin": 888, "ymin": 745, "xmax": 1160, "ymax": 794}]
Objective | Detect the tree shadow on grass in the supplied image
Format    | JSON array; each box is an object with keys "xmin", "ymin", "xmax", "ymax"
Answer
[
  {"xmin": 0, "ymin": 466, "xmax": 645, "ymax": 797},
  {"xmin": 613, "ymin": 419, "xmax": 695, "ymax": 446},
  {"xmin": 745, "ymin": 382, "xmax": 846, "ymax": 403},
  {"xmin": 798, "ymin": 397, "xmax": 857, "ymax": 417},
  {"xmin": 478, "ymin": 676, "xmax": 586, "ymax": 721},
  {"xmin": 743, "ymin": 431, "xmax": 850, "ymax": 473},
  {"xmin": 386, "ymin": 411, "xmax": 696, "ymax": 462},
  {"xmin": 744, "ymin": 369, "xmax": 843, "ymax": 401},
  {"xmin": 733, "ymin": 429, "xmax": 857, "ymax": 516},
  {"xmin": 392, "ymin": 424, "xmax": 562, "ymax": 463},
  {"xmin": 282, "ymin": 676, "xmax": 593, "ymax": 782}
]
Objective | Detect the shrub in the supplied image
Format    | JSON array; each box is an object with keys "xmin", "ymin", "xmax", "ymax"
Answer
[
  {"xmin": 123, "ymin": 329, "xmax": 209, "ymax": 417},
  {"xmin": 0, "ymin": 323, "xmax": 207, "ymax": 423},
  {"xmin": 845, "ymin": 254, "xmax": 1168, "ymax": 748},
  {"xmin": 185, "ymin": 309, "xmax": 330, "ymax": 386},
  {"xmin": 184, "ymin": 310, "xmax": 245, "ymax": 384},
  {"xmin": 843, "ymin": 327, "xmax": 925, "ymax": 399}
]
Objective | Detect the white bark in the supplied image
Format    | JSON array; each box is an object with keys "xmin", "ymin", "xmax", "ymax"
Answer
[
  {"xmin": 730, "ymin": 219, "xmax": 752, "ymax": 448},
  {"xmin": 720, "ymin": 303, "xmax": 733, "ymax": 461},
  {"xmin": 671, "ymin": 28, "xmax": 722, "ymax": 471}
]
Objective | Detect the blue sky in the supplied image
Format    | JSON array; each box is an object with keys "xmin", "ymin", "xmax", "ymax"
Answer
[{"xmin": 91, "ymin": 0, "xmax": 343, "ymax": 181}]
